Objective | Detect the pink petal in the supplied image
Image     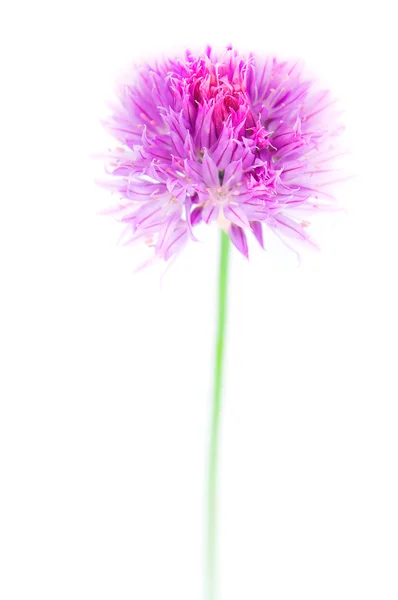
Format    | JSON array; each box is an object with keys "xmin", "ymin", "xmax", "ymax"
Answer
[
  {"xmin": 223, "ymin": 204, "xmax": 250, "ymax": 229},
  {"xmin": 229, "ymin": 224, "xmax": 249, "ymax": 258}
]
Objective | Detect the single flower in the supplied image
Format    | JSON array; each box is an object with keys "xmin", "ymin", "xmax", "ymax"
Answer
[{"xmin": 100, "ymin": 46, "xmax": 344, "ymax": 264}]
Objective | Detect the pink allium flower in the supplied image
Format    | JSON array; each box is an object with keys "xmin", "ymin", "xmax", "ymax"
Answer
[{"xmin": 101, "ymin": 46, "xmax": 343, "ymax": 263}]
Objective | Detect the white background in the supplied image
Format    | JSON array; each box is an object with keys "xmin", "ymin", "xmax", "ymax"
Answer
[{"xmin": 1, "ymin": 1, "xmax": 397, "ymax": 599}]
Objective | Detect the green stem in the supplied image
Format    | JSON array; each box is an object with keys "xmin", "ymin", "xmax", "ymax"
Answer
[{"xmin": 207, "ymin": 230, "xmax": 230, "ymax": 600}]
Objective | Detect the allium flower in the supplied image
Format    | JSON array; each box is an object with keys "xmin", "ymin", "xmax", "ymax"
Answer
[{"xmin": 101, "ymin": 46, "xmax": 343, "ymax": 263}]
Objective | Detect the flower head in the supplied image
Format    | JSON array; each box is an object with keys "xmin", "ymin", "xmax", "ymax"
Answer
[{"xmin": 100, "ymin": 46, "xmax": 344, "ymax": 264}]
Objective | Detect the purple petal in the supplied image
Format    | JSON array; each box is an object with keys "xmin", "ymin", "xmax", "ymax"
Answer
[
  {"xmin": 229, "ymin": 224, "xmax": 249, "ymax": 258},
  {"xmin": 210, "ymin": 128, "xmax": 236, "ymax": 170},
  {"xmin": 155, "ymin": 213, "xmax": 180, "ymax": 255},
  {"xmin": 163, "ymin": 228, "xmax": 188, "ymax": 261},
  {"xmin": 250, "ymin": 221, "xmax": 264, "ymax": 248},
  {"xmin": 223, "ymin": 204, "xmax": 250, "ymax": 228},
  {"xmin": 202, "ymin": 150, "xmax": 220, "ymax": 187},
  {"xmin": 223, "ymin": 159, "xmax": 243, "ymax": 187},
  {"xmin": 202, "ymin": 203, "xmax": 220, "ymax": 224},
  {"xmin": 273, "ymin": 213, "xmax": 318, "ymax": 248},
  {"xmin": 190, "ymin": 206, "xmax": 203, "ymax": 225}
]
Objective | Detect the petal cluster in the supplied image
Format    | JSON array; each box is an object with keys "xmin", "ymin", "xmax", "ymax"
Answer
[{"xmin": 101, "ymin": 46, "xmax": 343, "ymax": 262}]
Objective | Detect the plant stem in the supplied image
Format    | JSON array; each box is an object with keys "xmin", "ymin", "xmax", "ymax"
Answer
[{"xmin": 207, "ymin": 230, "xmax": 230, "ymax": 600}]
